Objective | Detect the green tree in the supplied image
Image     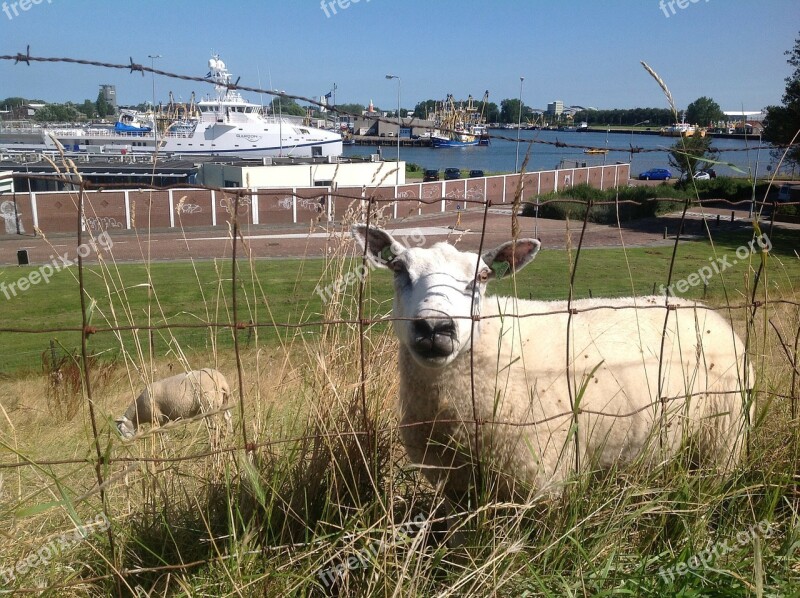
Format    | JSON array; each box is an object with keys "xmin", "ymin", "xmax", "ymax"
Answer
[
  {"xmin": 77, "ymin": 99, "xmax": 97, "ymax": 119},
  {"xmin": 478, "ymin": 100, "xmax": 499, "ymax": 123},
  {"xmin": 413, "ymin": 99, "xmax": 437, "ymax": 119},
  {"xmin": 95, "ymin": 91, "xmax": 111, "ymax": 118},
  {"xmin": 763, "ymin": 31, "xmax": 800, "ymax": 167},
  {"xmin": 668, "ymin": 131, "xmax": 718, "ymax": 179},
  {"xmin": 500, "ymin": 98, "xmax": 525, "ymax": 124},
  {"xmin": 685, "ymin": 96, "xmax": 724, "ymax": 127},
  {"xmin": 572, "ymin": 107, "xmax": 674, "ymax": 127},
  {"xmin": 333, "ymin": 103, "xmax": 365, "ymax": 118},
  {"xmin": 34, "ymin": 103, "xmax": 81, "ymax": 122},
  {"xmin": 269, "ymin": 97, "xmax": 306, "ymax": 117},
  {"xmin": 0, "ymin": 96, "xmax": 28, "ymax": 109}
]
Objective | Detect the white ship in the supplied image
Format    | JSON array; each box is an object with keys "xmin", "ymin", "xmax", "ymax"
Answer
[{"xmin": 0, "ymin": 56, "xmax": 343, "ymax": 159}]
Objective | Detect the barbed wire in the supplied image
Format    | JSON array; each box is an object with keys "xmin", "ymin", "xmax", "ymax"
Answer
[
  {"xmin": 1, "ymin": 50, "xmax": 798, "ymax": 594},
  {"xmin": 0, "ymin": 298, "xmax": 795, "ymax": 338},
  {"xmin": 0, "ymin": 387, "xmax": 784, "ymax": 473},
  {"xmin": 0, "ymin": 48, "xmax": 795, "ymax": 154}
]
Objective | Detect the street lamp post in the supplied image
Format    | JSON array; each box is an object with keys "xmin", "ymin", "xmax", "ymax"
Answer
[
  {"xmin": 750, "ymin": 131, "xmax": 762, "ymax": 218},
  {"xmin": 515, "ymin": 77, "xmax": 525, "ymax": 173},
  {"xmin": 148, "ymin": 54, "xmax": 161, "ymax": 147},
  {"xmin": 386, "ymin": 74, "xmax": 401, "ymax": 186},
  {"xmin": 629, "ymin": 119, "xmax": 649, "ymax": 163}
]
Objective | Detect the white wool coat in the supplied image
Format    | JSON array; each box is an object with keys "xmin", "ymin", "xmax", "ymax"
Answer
[
  {"xmin": 397, "ymin": 295, "xmax": 751, "ymax": 499},
  {"xmin": 117, "ymin": 368, "xmax": 231, "ymax": 438}
]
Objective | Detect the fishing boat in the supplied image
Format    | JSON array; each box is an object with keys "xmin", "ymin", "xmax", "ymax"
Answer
[
  {"xmin": 0, "ymin": 56, "xmax": 343, "ymax": 159},
  {"xmin": 430, "ymin": 92, "xmax": 490, "ymax": 148},
  {"xmin": 659, "ymin": 121, "xmax": 706, "ymax": 137}
]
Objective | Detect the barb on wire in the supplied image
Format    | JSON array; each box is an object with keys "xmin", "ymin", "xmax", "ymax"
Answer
[
  {"xmin": 0, "ymin": 49, "xmax": 794, "ymax": 154},
  {"xmin": 127, "ymin": 57, "xmax": 143, "ymax": 75},
  {"xmin": 14, "ymin": 44, "xmax": 31, "ymax": 65}
]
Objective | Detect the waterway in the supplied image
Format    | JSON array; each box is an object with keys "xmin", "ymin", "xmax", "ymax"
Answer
[{"xmin": 343, "ymin": 129, "xmax": 774, "ymax": 179}]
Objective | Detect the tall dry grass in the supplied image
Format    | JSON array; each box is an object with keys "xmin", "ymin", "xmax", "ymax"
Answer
[{"xmin": 0, "ymin": 156, "xmax": 798, "ymax": 596}]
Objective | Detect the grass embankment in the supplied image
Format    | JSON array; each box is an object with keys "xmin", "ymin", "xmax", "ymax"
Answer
[
  {"xmin": 1, "ymin": 227, "xmax": 798, "ymax": 375},
  {"xmin": 0, "ymin": 224, "xmax": 798, "ymax": 595}
]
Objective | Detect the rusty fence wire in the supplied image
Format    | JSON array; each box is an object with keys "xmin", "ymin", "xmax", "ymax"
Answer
[{"xmin": 0, "ymin": 52, "xmax": 798, "ymax": 594}]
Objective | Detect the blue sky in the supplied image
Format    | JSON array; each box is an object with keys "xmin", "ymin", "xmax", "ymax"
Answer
[{"xmin": 1, "ymin": 0, "xmax": 798, "ymax": 113}]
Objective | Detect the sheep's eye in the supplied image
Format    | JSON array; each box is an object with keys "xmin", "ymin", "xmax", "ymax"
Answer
[
  {"xmin": 478, "ymin": 268, "xmax": 491, "ymax": 283},
  {"xmin": 389, "ymin": 260, "xmax": 406, "ymax": 275}
]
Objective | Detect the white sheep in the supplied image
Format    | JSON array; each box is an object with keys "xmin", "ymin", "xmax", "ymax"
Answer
[
  {"xmin": 116, "ymin": 368, "xmax": 232, "ymax": 439},
  {"xmin": 352, "ymin": 225, "xmax": 752, "ymax": 502}
]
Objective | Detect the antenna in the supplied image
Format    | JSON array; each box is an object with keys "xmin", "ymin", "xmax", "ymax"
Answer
[{"xmin": 257, "ymin": 65, "xmax": 265, "ymax": 111}]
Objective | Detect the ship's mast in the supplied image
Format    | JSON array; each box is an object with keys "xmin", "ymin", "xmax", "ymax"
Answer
[{"xmin": 208, "ymin": 55, "xmax": 232, "ymax": 101}]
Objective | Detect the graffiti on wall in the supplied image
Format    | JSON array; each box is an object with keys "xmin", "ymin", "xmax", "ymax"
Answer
[{"xmin": 0, "ymin": 200, "xmax": 24, "ymax": 234}]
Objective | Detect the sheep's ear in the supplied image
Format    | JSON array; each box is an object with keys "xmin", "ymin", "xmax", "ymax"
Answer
[
  {"xmin": 482, "ymin": 239, "xmax": 540, "ymax": 279},
  {"xmin": 351, "ymin": 224, "xmax": 404, "ymax": 268}
]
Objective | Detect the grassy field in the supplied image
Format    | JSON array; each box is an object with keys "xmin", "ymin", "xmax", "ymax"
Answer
[
  {"xmin": 0, "ymin": 224, "xmax": 798, "ymax": 596},
  {"xmin": 1, "ymin": 227, "xmax": 797, "ymax": 375}
]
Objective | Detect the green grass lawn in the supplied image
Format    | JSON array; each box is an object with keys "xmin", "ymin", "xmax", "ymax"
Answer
[
  {"xmin": 1, "ymin": 226, "xmax": 798, "ymax": 596},
  {"xmin": 1, "ymin": 228, "xmax": 796, "ymax": 375}
]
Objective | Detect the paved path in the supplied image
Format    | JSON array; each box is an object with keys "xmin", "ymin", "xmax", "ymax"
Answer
[{"xmin": 0, "ymin": 205, "xmax": 781, "ymax": 266}]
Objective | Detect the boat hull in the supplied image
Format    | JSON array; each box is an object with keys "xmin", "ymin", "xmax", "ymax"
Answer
[
  {"xmin": 0, "ymin": 126, "xmax": 343, "ymax": 158},
  {"xmin": 0, "ymin": 55, "xmax": 344, "ymax": 159},
  {"xmin": 431, "ymin": 137, "xmax": 479, "ymax": 148}
]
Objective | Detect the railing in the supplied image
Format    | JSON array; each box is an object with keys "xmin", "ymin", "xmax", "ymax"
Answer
[{"xmin": 0, "ymin": 163, "xmax": 631, "ymax": 234}]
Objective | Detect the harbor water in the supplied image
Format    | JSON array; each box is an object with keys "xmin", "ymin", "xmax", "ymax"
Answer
[{"xmin": 343, "ymin": 129, "xmax": 774, "ymax": 179}]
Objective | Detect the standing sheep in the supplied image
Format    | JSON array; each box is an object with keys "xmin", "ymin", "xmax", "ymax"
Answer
[
  {"xmin": 116, "ymin": 368, "xmax": 232, "ymax": 439},
  {"xmin": 352, "ymin": 225, "xmax": 752, "ymax": 502}
]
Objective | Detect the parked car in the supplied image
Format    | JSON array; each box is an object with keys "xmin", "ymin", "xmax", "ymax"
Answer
[
  {"xmin": 444, "ymin": 168, "xmax": 462, "ymax": 180},
  {"xmin": 638, "ymin": 168, "xmax": 672, "ymax": 181},
  {"xmin": 468, "ymin": 169, "xmax": 485, "ymax": 178},
  {"xmin": 777, "ymin": 184, "xmax": 799, "ymax": 202},
  {"xmin": 679, "ymin": 170, "xmax": 711, "ymax": 181},
  {"xmin": 423, "ymin": 169, "xmax": 440, "ymax": 182}
]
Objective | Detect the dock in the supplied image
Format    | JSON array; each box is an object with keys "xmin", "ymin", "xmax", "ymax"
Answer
[{"xmin": 350, "ymin": 136, "xmax": 432, "ymax": 147}]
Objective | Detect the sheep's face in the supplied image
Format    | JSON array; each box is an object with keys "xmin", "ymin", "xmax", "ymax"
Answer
[
  {"xmin": 352, "ymin": 225, "xmax": 540, "ymax": 369},
  {"xmin": 115, "ymin": 417, "xmax": 135, "ymax": 439}
]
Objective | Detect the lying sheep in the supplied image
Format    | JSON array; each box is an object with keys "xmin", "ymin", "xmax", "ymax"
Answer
[
  {"xmin": 116, "ymin": 368, "xmax": 232, "ymax": 439},
  {"xmin": 352, "ymin": 225, "xmax": 752, "ymax": 502}
]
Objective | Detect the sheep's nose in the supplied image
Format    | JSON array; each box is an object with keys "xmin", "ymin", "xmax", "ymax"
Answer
[
  {"xmin": 413, "ymin": 318, "xmax": 455, "ymax": 339},
  {"xmin": 412, "ymin": 317, "xmax": 457, "ymax": 358}
]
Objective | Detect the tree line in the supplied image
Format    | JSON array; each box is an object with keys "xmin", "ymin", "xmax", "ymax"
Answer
[
  {"xmin": 763, "ymin": 30, "xmax": 800, "ymax": 168},
  {"xmin": 2, "ymin": 91, "xmax": 115, "ymax": 122}
]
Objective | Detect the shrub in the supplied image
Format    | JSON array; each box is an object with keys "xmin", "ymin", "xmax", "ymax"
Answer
[{"xmin": 523, "ymin": 183, "xmax": 687, "ymax": 223}]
